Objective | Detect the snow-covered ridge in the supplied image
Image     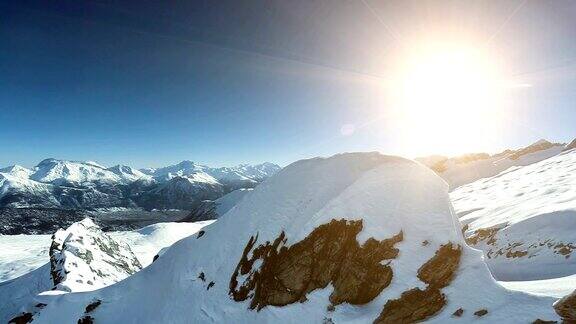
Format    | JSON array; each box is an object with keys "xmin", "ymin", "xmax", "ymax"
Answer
[
  {"xmin": 452, "ymin": 148, "xmax": 576, "ymax": 281},
  {"xmin": 418, "ymin": 139, "xmax": 567, "ymax": 189},
  {"xmin": 182, "ymin": 188, "xmax": 253, "ymax": 222},
  {"xmin": 17, "ymin": 152, "xmax": 560, "ymax": 323}
]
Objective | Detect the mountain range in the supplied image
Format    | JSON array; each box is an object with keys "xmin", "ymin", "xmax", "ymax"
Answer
[
  {"xmin": 0, "ymin": 159, "xmax": 280, "ymax": 211},
  {"xmin": 5, "ymin": 152, "xmax": 563, "ymax": 323}
]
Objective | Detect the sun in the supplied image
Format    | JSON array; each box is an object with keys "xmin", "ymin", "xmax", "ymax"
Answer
[{"xmin": 388, "ymin": 42, "xmax": 508, "ymax": 157}]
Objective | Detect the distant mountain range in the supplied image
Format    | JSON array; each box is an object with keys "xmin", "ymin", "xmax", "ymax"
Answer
[{"xmin": 0, "ymin": 159, "xmax": 280, "ymax": 210}]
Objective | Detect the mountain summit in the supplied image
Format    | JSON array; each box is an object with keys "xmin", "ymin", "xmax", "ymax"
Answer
[{"xmin": 20, "ymin": 152, "xmax": 559, "ymax": 323}]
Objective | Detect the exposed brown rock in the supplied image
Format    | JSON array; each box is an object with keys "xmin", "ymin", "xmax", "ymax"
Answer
[
  {"xmin": 466, "ymin": 227, "xmax": 500, "ymax": 246},
  {"xmin": 474, "ymin": 309, "xmax": 488, "ymax": 317},
  {"xmin": 229, "ymin": 219, "xmax": 403, "ymax": 310},
  {"xmin": 418, "ymin": 243, "xmax": 462, "ymax": 288},
  {"xmin": 554, "ymin": 290, "xmax": 576, "ymax": 322},
  {"xmin": 197, "ymin": 230, "xmax": 205, "ymax": 239},
  {"xmin": 452, "ymin": 308, "xmax": 464, "ymax": 317},
  {"xmin": 198, "ymin": 272, "xmax": 206, "ymax": 282},
  {"xmin": 505, "ymin": 249, "xmax": 528, "ymax": 258},
  {"xmin": 374, "ymin": 287, "xmax": 446, "ymax": 323},
  {"xmin": 375, "ymin": 242, "xmax": 462, "ymax": 323},
  {"xmin": 532, "ymin": 319, "xmax": 557, "ymax": 324},
  {"xmin": 8, "ymin": 312, "xmax": 33, "ymax": 324}
]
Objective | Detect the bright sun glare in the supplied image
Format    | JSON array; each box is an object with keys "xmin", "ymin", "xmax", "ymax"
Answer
[{"xmin": 389, "ymin": 43, "xmax": 509, "ymax": 157}]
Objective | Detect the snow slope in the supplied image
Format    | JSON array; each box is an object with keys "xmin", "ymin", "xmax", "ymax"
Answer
[
  {"xmin": 107, "ymin": 165, "xmax": 152, "ymax": 183},
  {"xmin": 181, "ymin": 188, "xmax": 253, "ymax": 222},
  {"xmin": 24, "ymin": 153, "xmax": 559, "ymax": 323},
  {"xmin": 419, "ymin": 139, "xmax": 565, "ymax": 190},
  {"xmin": 452, "ymin": 149, "xmax": 576, "ymax": 280},
  {"xmin": 0, "ymin": 220, "xmax": 212, "ymax": 323}
]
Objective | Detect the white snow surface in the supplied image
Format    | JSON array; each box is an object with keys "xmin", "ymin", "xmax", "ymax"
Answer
[
  {"xmin": 438, "ymin": 144, "xmax": 563, "ymax": 190},
  {"xmin": 215, "ymin": 188, "xmax": 253, "ymax": 216},
  {"xmin": 26, "ymin": 153, "xmax": 559, "ymax": 323},
  {"xmin": 452, "ymin": 149, "xmax": 576, "ymax": 280},
  {"xmin": 106, "ymin": 165, "xmax": 152, "ymax": 183},
  {"xmin": 30, "ymin": 159, "xmax": 123, "ymax": 185},
  {"xmin": 0, "ymin": 221, "xmax": 212, "ymax": 323}
]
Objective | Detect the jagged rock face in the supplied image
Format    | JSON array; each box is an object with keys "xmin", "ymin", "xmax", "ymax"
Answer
[
  {"xmin": 554, "ymin": 290, "xmax": 576, "ymax": 321},
  {"xmin": 49, "ymin": 218, "xmax": 142, "ymax": 292},
  {"xmin": 229, "ymin": 219, "xmax": 403, "ymax": 310},
  {"xmin": 375, "ymin": 243, "xmax": 462, "ymax": 323}
]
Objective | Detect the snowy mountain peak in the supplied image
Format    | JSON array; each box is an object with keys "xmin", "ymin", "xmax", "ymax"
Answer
[
  {"xmin": 31, "ymin": 158, "xmax": 121, "ymax": 185},
  {"xmin": 107, "ymin": 165, "xmax": 150, "ymax": 183},
  {"xmin": 0, "ymin": 165, "xmax": 33, "ymax": 178},
  {"xmin": 532, "ymin": 138, "xmax": 552, "ymax": 146}
]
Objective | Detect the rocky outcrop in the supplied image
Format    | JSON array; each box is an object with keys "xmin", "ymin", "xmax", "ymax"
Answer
[
  {"xmin": 554, "ymin": 290, "xmax": 576, "ymax": 322},
  {"xmin": 465, "ymin": 227, "xmax": 500, "ymax": 246},
  {"xmin": 49, "ymin": 218, "xmax": 142, "ymax": 291},
  {"xmin": 229, "ymin": 219, "xmax": 403, "ymax": 310},
  {"xmin": 8, "ymin": 312, "xmax": 33, "ymax": 324},
  {"xmin": 375, "ymin": 287, "xmax": 446, "ymax": 323},
  {"xmin": 375, "ymin": 243, "xmax": 462, "ymax": 323}
]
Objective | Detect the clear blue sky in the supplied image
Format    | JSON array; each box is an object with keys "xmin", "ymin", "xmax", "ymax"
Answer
[{"xmin": 1, "ymin": 0, "xmax": 574, "ymax": 168}]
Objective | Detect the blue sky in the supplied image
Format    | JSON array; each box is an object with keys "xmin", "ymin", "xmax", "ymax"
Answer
[{"xmin": 1, "ymin": 0, "xmax": 575, "ymax": 168}]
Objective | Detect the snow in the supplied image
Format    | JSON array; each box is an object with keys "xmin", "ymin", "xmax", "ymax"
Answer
[
  {"xmin": 439, "ymin": 144, "xmax": 563, "ymax": 189},
  {"xmin": 30, "ymin": 158, "xmax": 123, "ymax": 185},
  {"xmin": 106, "ymin": 165, "xmax": 151, "ymax": 183},
  {"xmin": 147, "ymin": 160, "xmax": 280, "ymax": 184},
  {"xmin": 0, "ymin": 234, "xmax": 51, "ymax": 282},
  {"xmin": 0, "ymin": 165, "xmax": 33, "ymax": 179},
  {"xmin": 452, "ymin": 149, "xmax": 576, "ymax": 280},
  {"xmin": 500, "ymin": 274, "xmax": 576, "ymax": 298},
  {"xmin": 113, "ymin": 220, "xmax": 215, "ymax": 266},
  {"xmin": 0, "ymin": 222, "xmax": 212, "ymax": 284},
  {"xmin": 416, "ymin": 140, "xmax": 566, "ymax": 190},
  {"xmin": 0, "ymin": 220, "xmax": 212, "ymax": 323},
  {"xmin": 22, "ymin": 152, "xmax": 560, "ymax": 323},
  {"xmin": 0, "ymin": 159, "xmax": 279, "ymax": 210},
  {"xmin": 215, "ymin": 188, "xmax": 252, "ymax": 216},
  {"xmin": 49, "ymin": 218, "xmax": 142, "ymax": 292}
]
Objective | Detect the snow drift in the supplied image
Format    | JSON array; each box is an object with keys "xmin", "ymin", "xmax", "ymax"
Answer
[{"xmin": 16, "ymin": 153, "xmax": 559, "ymax": 323}]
